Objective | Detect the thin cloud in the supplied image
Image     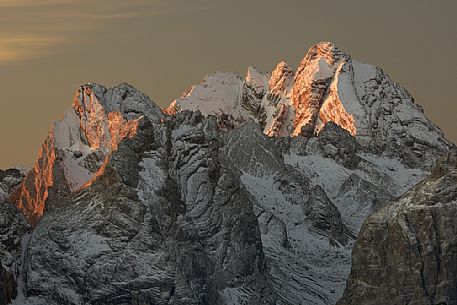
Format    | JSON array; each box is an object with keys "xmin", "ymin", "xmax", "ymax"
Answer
[
  {"xmin": 0, "ymin": 0, "xmax": 76, "ymax": 7},
  {"xmin": 0, "ymin": 36, "xmax": 61, "ymax": 62},
  {"xmin": 0, "ymin": 0, "xmax": 190, "ymax": 65}
]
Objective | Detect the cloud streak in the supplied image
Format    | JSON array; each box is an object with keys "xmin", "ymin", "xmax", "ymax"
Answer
[
  {"xmin": 0, "ymin": 0, "xmax": 76, "ymax": 7},
  {"xmin": 0, "ymin": 0, "xmax": 175, "ymax": 64},
  {"xmin": 0, "ymin": 36, "xmax": 61, "ymax": 62}
]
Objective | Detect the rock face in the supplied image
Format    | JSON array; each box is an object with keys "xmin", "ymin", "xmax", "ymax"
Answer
[
  {"xmin": 1, "ymin": 42, "xmax": 455, "ymax": 305},
  {"xmin": 338, "ymin": 152, "xmax": 457, "ymax": 305},
  {"xmin": 0, "ymin": 169, "xmax": 24, "ymax": 204},
  {"xmin": 170, "ymin": 42, "xmax": 452, "ymax": 170},
  {"xmin": 0, "ymin": 204, "xmax": 28, "ymax": 305},
  {"xmin": 0, "ymin": 170, "xmax": 30, "ymax": 305},
  {"xmin": 291, "ymin": 42, "xmax": 353, "ymax": 137},
  {"xmin": 21, "ymin": 112, "xmax": 275, "ymax": 305},
  {"xmin": 0, "ymin": 203, "xmax": 29, "ymax": 305},
  {"xmin": 14, "ymin": 83, "xmax": 163, "ymax": 224}
]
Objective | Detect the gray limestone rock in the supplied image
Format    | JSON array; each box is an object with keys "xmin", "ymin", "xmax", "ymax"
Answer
[
  {"xmin": 318, "ymin": 122, "xmax": 359, "ymax": 169},
  {"xmin": 0, "ymin": 202, "xmax": 30, "ymax": 305},
  {"xmin": 21, "ymin": 111, "xmax": 276, "ymax": 305},
  {"xmin": 0, "ymin": 169, "xmax": 23, "ymax": 204},
  {"xmin": 222, "ymin": 120, "xmax": 284, "ymax": 177},
  {"xmin": 338, "ymin": 152, "xmax": 457, "ymax": 305}
]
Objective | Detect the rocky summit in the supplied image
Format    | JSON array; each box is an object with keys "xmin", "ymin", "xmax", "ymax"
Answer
[{"xmin": 1, "ymin": 42, "xmax": 455, "ymax": 305}]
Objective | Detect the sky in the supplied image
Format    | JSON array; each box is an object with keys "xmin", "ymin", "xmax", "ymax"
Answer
[{"xmin": 0, "ymin": 0, "xmax": 456, "ymax": 168}]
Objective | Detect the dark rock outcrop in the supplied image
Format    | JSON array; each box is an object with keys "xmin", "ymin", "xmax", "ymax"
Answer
[
  {"xmin": 318, "ymin": 122, "xmax": 359, "ymax": 169},
  {"xmin": 0, "ymin": 202, "xmax": 29, "ymax": 305},
  {"xmin": 338, "ymin": 152, "xmax": 457, "ymax": 305}
]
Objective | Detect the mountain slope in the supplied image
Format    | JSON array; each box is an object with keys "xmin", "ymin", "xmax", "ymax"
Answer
[
  {"xmin": 163, "ymin": 42, "xmax": 453, "ymax": 303},
  {"xmin": 223, "ymin": 120, "xmax": 431, "ymax": 304},
  {"xmin": 20, "ymin": 110, "xmax": 275, "ymax": 305},
  {"xmin": 170, "ymin": 42, "xmax": 451, "ymax": 168},
  {"xmin": 338, "ymin": 152, "xmax": 457, "ymax": 305},
  {"xmin": 1, "ymin": 42, "xmax": 455, "ymax": 305}
]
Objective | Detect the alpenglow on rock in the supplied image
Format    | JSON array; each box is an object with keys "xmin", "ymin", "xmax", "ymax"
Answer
[
  {"xmin": 1, "ymin": 41, "xmax": 455, "ymax": 305},
  {"xmin": 169, "ymin": 42, "xmax": 451, "ymax": 168},
  {"xmin": 13, "ymin": 83, "xmax": 164, "ymax": 224}
]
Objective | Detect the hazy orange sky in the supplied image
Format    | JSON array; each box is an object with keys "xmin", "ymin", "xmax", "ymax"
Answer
[{"xmin": 1, "ymin": 0, "xmax": 456, "ymax": 168}]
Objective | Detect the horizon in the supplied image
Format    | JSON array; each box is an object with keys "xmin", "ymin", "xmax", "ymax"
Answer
[{"xmin": 1, "ymin": 0, "xmax": 456, "ymax": 168}]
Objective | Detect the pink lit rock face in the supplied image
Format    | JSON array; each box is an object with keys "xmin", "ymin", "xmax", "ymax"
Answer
[
  {"xmin": 73, "ymin": 87, "xmax": 140, "ymax": 153},
  {"xmin": 269, "ymin": 61, "xmax": 295, "ymax": 98},
  {"xmin": 291, "ymin": 42, "xmax": 355, "ymax": 137},
  {"xmin": 14, "ymin": 133, "xmax": 56, "ymax": 224},
  {"xmin": 13, "ymin": 84, "xmax": 153, "ymax": 223},
  {"xmin": 171, "ymin": 42, "xmax": 358, "ymax": 138},
  {"xmin": 170, "ymin": 42, "xmax": 450, "ymax": 168}
]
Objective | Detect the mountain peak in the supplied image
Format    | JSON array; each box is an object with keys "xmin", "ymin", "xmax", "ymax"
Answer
[
  {"xmin": 4, "ymin": 43, "xmax": 456, "ymax": 305},
  {"xmin": 78, "ymin": 82, "xmax": 164, "ymax": 122},
  {"xmin": 245, "ymin": 66, "xmax": 269, "ymax": 96},
  {"xmin": 166, "ymin": 43, "xmax": 452, "ymax": 166},
  {"xmin": 13, "ymin": 43, "xmax": 454, "ymax": 223},
  {"xmin": 13, "ymin": 83, "xmax": 159, "ymax": 223},
  {"xmin": 291, "ymin": 42, "xmax": 352, "ymax": 136},
  {"xmin": 269, "ymin": 61, "xmax": 294, "ymax": 97},
  {"xmin": 300, "ymin": 41, "xmax": 350, "ymax": 66}
]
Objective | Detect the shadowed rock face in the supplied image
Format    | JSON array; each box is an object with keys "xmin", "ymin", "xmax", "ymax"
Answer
[
  {"xmin": 317, "ymin": 121, "xmax": 359, "ymax": 169},
  {"xmin": 222, "ymin": 120, "xmax": 284, "ymax": 177},
  {"xmin": 0, "ymin": 169, "xmax": 30, "ymax": 305},
  {"xmin": 338, "ymin": 152, "xmax": 457, "ymax": 305},
  {"xmin": 0, "ymin": 204, "xmax": 29, "ymax": 305},
  {"xmin": 0, "ymin": 169, "xmax": 23, "ymax": 204},
  {"xmin": 21, "ymin": 113, "xmax": 276, "ymax": 305}
]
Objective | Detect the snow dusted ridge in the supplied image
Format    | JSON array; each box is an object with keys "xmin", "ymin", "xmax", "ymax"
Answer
[
  {"xmin": 169, "ymin": 42, "xmax": 452, "ymax": 167},
  {"xmin": 14, "ymin": 83, "xmax": 163, "ymax": 223},
  {"xmin": 1, "ymin": 42, "xmax": 455, "ymax": 305}
]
